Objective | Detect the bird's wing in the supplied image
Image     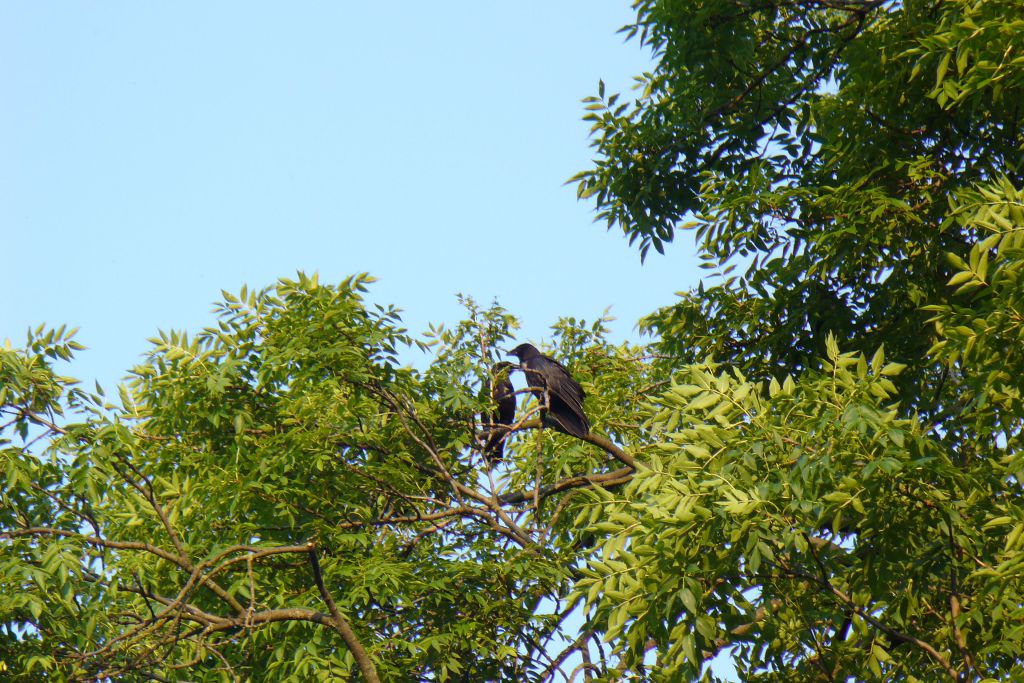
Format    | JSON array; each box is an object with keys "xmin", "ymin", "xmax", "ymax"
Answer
[
  {"xmin": 535, "ymin": 357, "xmax": 586, "ymax": 407},
  {"xmin": 520, "ymin": 363, "xmax": 548, "ymax": 391},
  {"xmin": 495, "ymin": 378, "xmax": 516, "ymax": 424},
  {"xmin": 518, "ymin": 355, "xmax": 590, "ymax": 437}
]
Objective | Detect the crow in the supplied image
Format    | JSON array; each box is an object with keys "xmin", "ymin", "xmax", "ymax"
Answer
[
  {"xmin": 482, "ymin": 361, "xmax": 516, "ymax": 463},
  {"xmin": 508, "ymin": 343, "xmax": 589, "ymax": 439}
]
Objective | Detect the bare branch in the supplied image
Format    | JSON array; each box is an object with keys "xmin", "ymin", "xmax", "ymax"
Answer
[
  {"xmin": 497, "ymin": 467, "xmax": 634, "ymax": 507},
  {"xmin": 514, "ymin": 418, "xmax": 638, "ymax": 470},
  {"xmin": 3, "ymin": 527, "xmax": 187, "ymax": 568}
]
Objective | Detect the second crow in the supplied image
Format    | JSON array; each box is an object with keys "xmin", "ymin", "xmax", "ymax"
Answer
[{"xmin": 482, "ymin": 361, "xmax": 516, "ymax": 463}]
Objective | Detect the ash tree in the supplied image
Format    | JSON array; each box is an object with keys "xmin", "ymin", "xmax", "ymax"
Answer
[
  {"xmin": 0, "ymin": 275, "xmax": 654, "ymax": 681},
  {"xmin": 4, "ymin": 0, "xmax": 1024, "ymax": 680},
  {"xmin": 568, "ymin": 0, "xmax": 1024, "ymax": 680}
]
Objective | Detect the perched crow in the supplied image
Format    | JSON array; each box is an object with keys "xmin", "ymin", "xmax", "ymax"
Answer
[
  {"xmin": 482, "ymin": 362, "xmax": 516, "ymax": 463},
  {"xmin": 509, "ymin": 343, "xmax": 589, "ymax": 439}
]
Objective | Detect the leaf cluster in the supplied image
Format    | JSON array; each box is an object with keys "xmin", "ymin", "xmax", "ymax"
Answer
[{"xmin": 567, "ymin": 0, "xmax": 1024, "ymax": 679}]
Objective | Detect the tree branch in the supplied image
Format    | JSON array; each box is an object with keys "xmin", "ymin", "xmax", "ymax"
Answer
[
  {"xmin": 516, "ymin": 419, "xmax": 639, "ymax": 470},
  {"xmin": 774, "ymin": 561, "xmax": 958, "ymax": 679},
  {"xmin": 308, "ymin": 545, "xmax": 381, "ymax": 683},
  {"xmin": 497, "ymin": 467, "xmax": 634, "ymax": 507}
]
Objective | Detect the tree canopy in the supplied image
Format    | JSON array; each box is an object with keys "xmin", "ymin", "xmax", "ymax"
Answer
[
  {"xmin": 4, "ymin": 0, "xmax": 1024, "ymax": 680},
  {"xmin": 569, "ymin": 0, "xmax": 1024, "ymax": 679}
]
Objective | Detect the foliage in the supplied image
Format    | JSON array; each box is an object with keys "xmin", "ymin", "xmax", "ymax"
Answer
[
  {"xmin": 566, "ymin": 0, "xmax": 1024, "ymax": 679},
  {"xmin": 1, "ymin": 274, "xmax": 659, "ymax": 681},
  {"xmin": 5, "ymin": 0, "xmax": 1024, "ymax": 680}
]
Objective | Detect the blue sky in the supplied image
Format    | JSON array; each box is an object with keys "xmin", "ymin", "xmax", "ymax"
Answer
[{"xmin": 2, "ymin": 2, "xmax": 699, "ymax": 389}]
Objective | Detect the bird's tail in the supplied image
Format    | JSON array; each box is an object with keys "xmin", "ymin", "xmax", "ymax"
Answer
[
  {"xmin": 547, "ymin": 404, "xmax": 589, "ymax": 439},
  {"xmin": 483, "ymin": 431, "xmax": 505, "ymax": 463}
]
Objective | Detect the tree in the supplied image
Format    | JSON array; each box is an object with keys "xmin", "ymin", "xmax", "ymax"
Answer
[
  {"xmin": 567, "ymin": 0, "xmax": 1024, "ymax": 679},
  {"xmin": 0, "ymin": 275, "xmax": 654, "ymax": 681}
]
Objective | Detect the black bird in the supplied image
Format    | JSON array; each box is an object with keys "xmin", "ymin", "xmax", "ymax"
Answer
[
  {"xmin": 508, "ymin": 343, "xmax": 589, "ymax": 439},
  {"xmin": 482, "ymin": 362, "xmax": 516, "ymax": 463}
]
